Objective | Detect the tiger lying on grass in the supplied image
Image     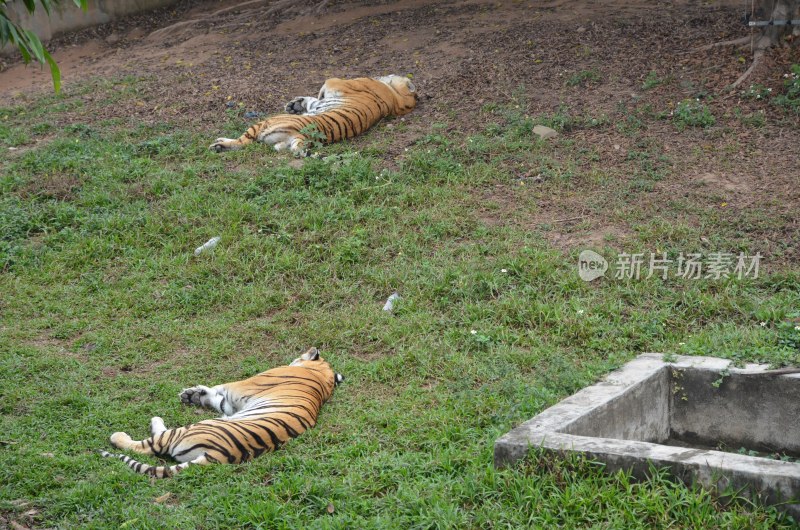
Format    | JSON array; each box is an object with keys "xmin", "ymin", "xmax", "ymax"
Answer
[
  {"xmin": 209, "ymin": 74, "xmax": 417, "ymax": 155},
  {"xmin": 101, "ymin": 348, "xmax": 343, "ymax": 478}
]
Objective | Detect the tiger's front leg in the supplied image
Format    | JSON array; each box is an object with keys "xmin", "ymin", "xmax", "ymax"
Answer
[{"xmin": 179, "ymin": 385, "xmax": 237, "ymax": 416}]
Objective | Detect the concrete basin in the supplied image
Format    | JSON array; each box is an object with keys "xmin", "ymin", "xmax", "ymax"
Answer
[{"xmin": 495, "ymin": 353, "xmax": 800, "ymax": 518}]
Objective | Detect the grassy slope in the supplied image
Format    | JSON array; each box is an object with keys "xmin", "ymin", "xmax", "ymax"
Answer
[{"xmin": 0, "ymin": 79, "xmax": 798, "ymax": 529}]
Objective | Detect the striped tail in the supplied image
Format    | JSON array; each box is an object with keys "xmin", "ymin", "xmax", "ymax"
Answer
[{"xmin": 100, "ymin": 450, "xmax": 193, "ymax": 478}]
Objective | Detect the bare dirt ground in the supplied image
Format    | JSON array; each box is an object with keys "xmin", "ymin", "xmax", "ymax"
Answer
[{"xmin": 1, "ymin": 0, "xmax": 798, "ymax": 259}]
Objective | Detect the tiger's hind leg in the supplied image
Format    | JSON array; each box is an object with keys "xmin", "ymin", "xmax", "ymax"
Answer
[
  {"xmin": 289, "ymin": 136, "xmax": 309, "ymax": 157},
  {"xmin": 210, "ymin": 117, "xmax": 270, "ymax": 152},
  {"xmin": 210, "ymin": 117, "xmax": 305, "ymax": 153},
  {"xmin": 110, "ymin": 431, "xmax": 155, "ymax": 455},
  {"xmin": 108, "ymin": 418, "xmax": 176, "ymax": 456},
  {"xmin": 268, "ymin": 134, "xmax": 308, "ymax": 157},
  {"xmin": 209, "ymin": 137, "xmax": 247, "ymax": 152}
]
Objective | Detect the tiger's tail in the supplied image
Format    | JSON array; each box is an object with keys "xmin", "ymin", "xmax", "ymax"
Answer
[{"xmin": 99, "ymin": 450, "xmax": 206, "ymax": 478}]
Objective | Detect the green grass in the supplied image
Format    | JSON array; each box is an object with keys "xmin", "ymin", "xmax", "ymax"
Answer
[
  {"xmin": 642, "ymin": 71, "xmax": 665, "ymax": 91},
  {"xmin": 672, "ymin": 99, "xmax": 717, "ymax": 129},
  {"xmin": 741, "ymin": 64, "xmax": 800, "ymax": 114},
  {"xmin": 0, "ymin": 80, "xmax": 798, "ymax": 529},
  {"xmin": 566, "ymin": 69, "xmax": 601, "ymax": 87}
]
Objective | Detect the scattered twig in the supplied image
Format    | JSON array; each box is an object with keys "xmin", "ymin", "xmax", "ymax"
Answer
[{"xmin": 552, "ymin": 215, "xmax": 586, "ymax": 223}]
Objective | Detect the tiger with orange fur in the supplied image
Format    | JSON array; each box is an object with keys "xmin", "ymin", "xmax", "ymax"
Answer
[
  {"xmin": 101, "ymin": 348, "xmax": 343, "ymax": 478},
  {"xmin": 209, "ymin": 74, "xmax": 417, "ymax": 155}
]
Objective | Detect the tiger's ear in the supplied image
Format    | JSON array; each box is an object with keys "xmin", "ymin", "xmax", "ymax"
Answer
[
  {"xmin": 302, "ymin": 347, "xmax": 320, "ymax": 361},
  {"xmin": 335, "ymin": 373, "xmax": 344, "ymax": 385},
  {"xmin": 406, "ymin": 79, "xmax": 416, "ymax": 93}
]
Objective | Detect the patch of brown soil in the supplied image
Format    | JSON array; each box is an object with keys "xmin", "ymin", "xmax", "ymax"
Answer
[
  {"xmin": 24, "ymin": 333, "xmax": 88, "ymax": 362},
  {"xmin": 133, "ymin": 346, "xmax": 194, "ymax": 375},
  {"xmin": 477, "ymin": 181, "xmax": 631, "ymax": 251},
  {"xmin": 0, "ymin": 40, "xmax": 105, "ymax": 97},
  {"xmin": 99, "ymin": 367, "xmax": 119, "ymax": 378},
  {"xmin": 549, "ymin": 225, "xmax": 630, "ymax": 252},
  {"xmin": 690, "ymin": 171, "xmax": 751, "ymax": 194},
  {"xmin": 18, "ymin": 173, "xmax": 81, "ymax": 200}
]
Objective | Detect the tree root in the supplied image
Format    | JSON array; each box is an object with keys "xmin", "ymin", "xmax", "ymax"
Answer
[
  {"xmin": 147, "ymin": 0, "xmax": 273, "ymax": 40},
  {"xmin": 693, "ymin": 35, "xmax": 752, "ymax": 52},
  {"xmin": 731, "ymin": 48, "xmax": 766, "ymax": 89},
  {"xmin": 264, "ymin": 0, "xmax": 301, "ymax": 15},
  {"xmin": 730, "ymin": 34, "xmax": 777, "ymax": 89},
  {"xmin": 265, "ymin": 0, "xmax": 330, "ymax": 15},
  {"xmin": 694, "ymin": 0, "xmax": 798, "ymax": 89},
  {"xmin": 311, "ymin": 0, "xmax": 331, "ymax": 14}
]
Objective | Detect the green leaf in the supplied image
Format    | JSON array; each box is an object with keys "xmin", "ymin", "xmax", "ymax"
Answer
[
  {"xmin": 72, "ymin": 0, "xmax": 88, "ymax": 11},
  {"xmin": 0, "ymin": 7, "xmax": 63, "ymax": 93},
  {"xmin": 43, "ymin": 47, "xmax": 61, "ymax": 93},
  {"xmin": 24, "ymin": 29, "xmax": 45, "ymax": 63},
  {"xmin": 0, "ymin": 16, "xmax": 13, "ymax": 46},
  {"xmin": 21, "ymin": 0, "xmax": 36, "ymax": 14},
  {"xmin": 5, "ymin": 22, "xmax": 32, "ymax": 63},
  {"xmin": 39, "ymin": 0, "xmax": 53, "ymax": 16}
]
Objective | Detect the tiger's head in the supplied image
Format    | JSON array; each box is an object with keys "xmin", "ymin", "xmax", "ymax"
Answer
[
  {"xmin": 376, "ymin": 74, "xmax": 418, "ymax": 116},
  {"xmin": 290, "ymin": 347, "xmax": 345, "ymax": 386}
]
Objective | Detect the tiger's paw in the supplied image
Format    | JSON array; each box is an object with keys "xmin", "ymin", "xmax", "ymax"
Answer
[
  {"xmin": 150, "ymin": 416, "xmax": 167, "ymax": 436},
  {"xmin": 110, "ymin": 431, "xmax": 133, "ymax": 449},
  {"xmin": 180, "ymin": 386, "xmax": 211, "ymax": 406},
  {"xmin": 284, "ymin": 97, "xmax": 309, "ymax": 114},
  {"xmin": 209, "ymin": 138, "xmax": 240, "ymax": 152}
]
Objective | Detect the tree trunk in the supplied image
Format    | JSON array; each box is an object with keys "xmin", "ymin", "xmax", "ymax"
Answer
[{"xmin": 731, "ymin": 0, "xmax": 799, "ymax": 88}]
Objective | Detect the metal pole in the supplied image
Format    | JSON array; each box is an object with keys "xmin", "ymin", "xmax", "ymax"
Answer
[{"xmin": 748, "ymin": 19, "xmax": 800, "ymax": 25}]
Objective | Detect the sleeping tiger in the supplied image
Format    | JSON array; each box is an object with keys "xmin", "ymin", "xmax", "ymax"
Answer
[
  {"xmin": 101, "ymin": 348, "xmax": 343, "ymax": 478},
  {"xmin": 209, "ymin": 74, "xmax": 417, "ymax": 155}
]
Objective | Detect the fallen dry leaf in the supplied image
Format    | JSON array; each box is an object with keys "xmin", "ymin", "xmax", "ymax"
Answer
[{"xmin": 154, "ymin": 492, "xmax": 174, "ymax": 504}]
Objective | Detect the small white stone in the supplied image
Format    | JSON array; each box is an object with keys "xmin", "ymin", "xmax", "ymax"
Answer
[
  {"xmin": 533, "ymin": 125, "xmax": 558, "ymax": 140},
  {"xmin": 194, "ymin": 236, "xmax": 221, "ymax": 256},
  {"xmin": 382, "ymin": 293, "xmax": 401, "ymax": 312}
]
